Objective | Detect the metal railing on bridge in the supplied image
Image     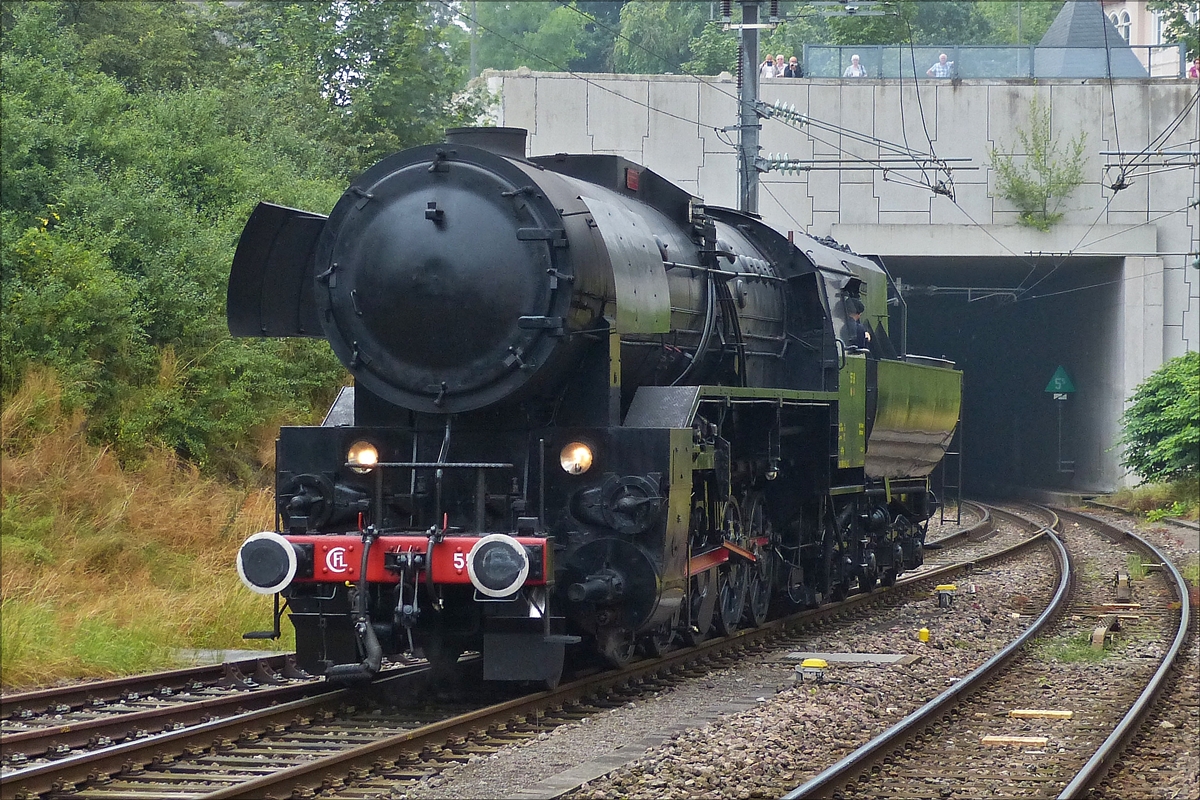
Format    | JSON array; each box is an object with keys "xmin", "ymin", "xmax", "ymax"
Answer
[{"xmin": 796, "ymin": 44, "xmax": 1188, "ymax": 80}]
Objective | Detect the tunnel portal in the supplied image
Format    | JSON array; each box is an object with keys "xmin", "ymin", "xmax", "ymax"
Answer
[{"xmin": 885, "ymin": 255, "xmax": 1126, "ymax": 495}]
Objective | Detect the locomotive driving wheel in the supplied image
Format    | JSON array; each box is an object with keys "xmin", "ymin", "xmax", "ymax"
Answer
[
  {"xmin": 859, "ymin": 567, "xmax": 878, "ymax": 594},
  {"xmin": 743, "ymin": 494, "xmax": 772, "ymax": 628},
  {"xmin": 714, "ymin": 499, "xmax": 746, "ymax": 636}
]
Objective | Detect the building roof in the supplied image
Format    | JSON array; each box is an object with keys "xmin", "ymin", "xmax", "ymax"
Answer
[{"xmin": 1036, "ymin": 0, "xmax": 1147, "ymax": 77}]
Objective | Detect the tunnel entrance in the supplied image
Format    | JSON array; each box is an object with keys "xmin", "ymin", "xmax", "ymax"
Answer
[{"xmin": 882, "ymin": 255, "xmax": 1126, "ymax": 496}]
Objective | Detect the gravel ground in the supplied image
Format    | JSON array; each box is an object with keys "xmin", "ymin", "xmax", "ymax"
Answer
[
  {"xmin": 384, "ymin": 507, "xmax": 1198, "ymax": 800},
  {"xmin": 1070, "ymin": 508, "xmax": 1199, "ymax": 800},
  {"xmin": 389, "ymin": 513, "xmax": 1057, "ymax": 800}
]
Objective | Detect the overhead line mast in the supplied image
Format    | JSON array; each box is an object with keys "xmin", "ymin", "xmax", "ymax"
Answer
[{"xmin": 735, "ymin": 1, "xmax": 765, "ymax": 214}]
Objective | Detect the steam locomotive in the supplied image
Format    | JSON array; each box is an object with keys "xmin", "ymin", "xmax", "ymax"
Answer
[{"xmin": 230, "ymin": 127, "xmax": 961, "ymax": 686}]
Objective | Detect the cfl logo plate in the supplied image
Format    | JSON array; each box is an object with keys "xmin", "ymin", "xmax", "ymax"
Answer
[{"xmin": 326, "ymin": 547, "xmax": 349, "ymax": 573}]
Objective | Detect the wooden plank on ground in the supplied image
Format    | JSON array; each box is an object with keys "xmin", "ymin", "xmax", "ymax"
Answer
[
  {"xmin": 1008, "ymin": 709, "xmax": 1073, "ymax": 719},
  {"xmin": 981, "ymin": 735, "xmax": 1050, "ymax": 747}
]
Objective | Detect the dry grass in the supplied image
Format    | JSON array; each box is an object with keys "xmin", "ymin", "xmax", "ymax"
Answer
[
  {"xmin": 1106, "ymin": 480, "xmax": 1199, "ymax": 522},
  {"xmin": 1, "ymin": 370, "xmax": 292, "ymax": 689}
]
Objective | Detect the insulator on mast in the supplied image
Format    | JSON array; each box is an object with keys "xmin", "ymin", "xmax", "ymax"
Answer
[{"xmin": 721, "ymin": 0, "xmax": 732, "ymax": 23}]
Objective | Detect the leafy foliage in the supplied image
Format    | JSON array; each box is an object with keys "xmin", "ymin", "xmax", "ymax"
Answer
[
  {"xmin": 972, "ymin": 1, "xmax": 1062, "ymax": 46},
  {"xmin": 612, "ymin": 1, "xmax": 709, "ymax": 74},
  {"xmin": 458, "ymin": 1, "xmax": 1068, "ymax": 78},
  {"xmin": 1, "ymin": 1, "xmax": 478, "ymax": 478},
  {"xmin": 988, "ymin": 95, "xmax": 1087, "ymax": 231},
  {"xmin": 683, "ymin": 20, "xmax": 740, "ymax": 76},
  {"xmin": 1119, "ymin": 351, "xmax": 1200, "ymax": 484},
  {"xmin": 472, "ymin": 1, "xmax": 617, "ymax": 74},
  {"xmin": 1149, "ymin": 0, "xmax": 1199, "ymax": 58}
]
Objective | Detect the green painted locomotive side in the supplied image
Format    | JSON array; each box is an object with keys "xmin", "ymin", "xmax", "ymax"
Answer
[
  {"xmin": 867, "ymin": 359, "xmax": 962, "ymax": 478},
  {"xmin": 838, "ymin": 354, "xmax": 868, "ymax": 469}
]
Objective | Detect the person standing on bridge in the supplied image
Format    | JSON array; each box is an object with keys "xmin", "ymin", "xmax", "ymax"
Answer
[
  {"xmin": 927, "ymin": 53, "xmax": 954, "ymax": 78},
  {"xmin": 843, "ymin": 54, "xmax": 867, "ymax": 78}
]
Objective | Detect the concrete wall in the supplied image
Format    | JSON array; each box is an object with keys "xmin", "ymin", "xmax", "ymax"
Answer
[{"xmin": 485, "ymin": 71, "xmax": 1199, "ymax": 488}]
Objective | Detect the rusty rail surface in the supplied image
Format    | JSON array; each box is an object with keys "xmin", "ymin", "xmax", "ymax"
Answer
[{"xmin": 1, "ymin": 655, "xmax": 304, "ymax": 721}]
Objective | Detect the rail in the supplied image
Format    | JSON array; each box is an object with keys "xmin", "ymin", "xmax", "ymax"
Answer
[
  {"xmin": 1, "ymin": 654, "xmax": 305, "ymax": 720},
  {"xmin": 1053, "ymin": 507, "xmax": 1193, "ymax": 798},
  {"xmin": 4, "ymin": 516, "xmax": 1012, "ymax": 800},
  {"xmin": 782, "ymin": 504, "xmax": 1070, "ymax": 798}
]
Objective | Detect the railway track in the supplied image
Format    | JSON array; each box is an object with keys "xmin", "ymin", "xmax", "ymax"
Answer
[
  {"xmin": 1, "ymin": 655, "xmax": 311, "ymax": 727},
  {"xmin": 3, "ymin": 509, "xmax": 1017, "ymax": 800},
  {"xmin": 1, "ymin": 656, "xmax": 330, "ymax": 774},
  {"xmin": 780, "ymin": 502, "xmax": 1192, "ymax": 800}
]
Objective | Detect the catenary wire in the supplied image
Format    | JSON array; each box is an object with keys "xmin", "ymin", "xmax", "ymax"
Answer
[
  {"xmin": 1074, "ymin": 201, "xmax": 1197, "ymax": 250},
  {"xmin": 558, "ymin": 0, "xmax": 948, "ymax": 175},
  {"xmin": 1016, "ymin": 194, "xmax": 1119, "ymax": 298},
  {"xmin": 463, "ymin": 0, "xmax": 1192, "ymax": 295},
  {"xmin": 759, "ymin": 180, "xmax": 809, "ymax": 233}
]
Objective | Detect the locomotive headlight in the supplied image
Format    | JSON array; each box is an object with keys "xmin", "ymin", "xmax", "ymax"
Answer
[
  {"xmin": 559, "ymin": 442, "xmax": 594, "ymax": 475},
  {"xmin": 347, "ymin": 440, "xmax": 379, "ymax": 473},
  {"xmin": 466, "ymin": 534, "xmax": 530, "ymax": 598}
]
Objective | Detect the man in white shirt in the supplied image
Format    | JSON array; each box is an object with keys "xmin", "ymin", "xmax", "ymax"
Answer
[
  {"xmin": 927, "ymin": 53, "xmax": 954, "ymax": 78},
  {"xmin": 760, "ymin": 56, "xmax": 776, "ymax": 79}
]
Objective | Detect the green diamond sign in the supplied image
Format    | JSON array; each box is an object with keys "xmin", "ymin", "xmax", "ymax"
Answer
[{"xmin": 1044, "ymin": 366, "xmax": 1075, "ymax": 393}]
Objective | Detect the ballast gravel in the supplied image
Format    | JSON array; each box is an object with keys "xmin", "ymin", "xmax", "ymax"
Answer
[
  {"xmin": 391, "ymin": 512, "xmax": 1061, "ymax": 800},
  {"xmin": 389, "ymin": 508, "xmax": 1197, "ymax": 800}
]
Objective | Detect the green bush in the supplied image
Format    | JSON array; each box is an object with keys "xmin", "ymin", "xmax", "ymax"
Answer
[
  {"xmin": 1119, "ymin": 352, "xmax": 1200, "ymax": 484},
  {"xmin": 2, "ymin": 1, "xmax": 480, "ymax": 477}
]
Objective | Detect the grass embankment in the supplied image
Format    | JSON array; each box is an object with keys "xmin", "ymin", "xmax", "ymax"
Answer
[
  {"xmin": 1, "ymin": 372, "xmax": 293, "ymax": 689},
  {"xmin": 1102, "ymin": 481, "xmax": 1200, "ymax": 595},
  {"xmin": 1105, "ymin": 481, "xmax": 1199, "ymax": 523}
]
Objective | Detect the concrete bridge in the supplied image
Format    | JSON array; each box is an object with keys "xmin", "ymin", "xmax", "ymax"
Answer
[{"xmin": 482, "ymin": 70, "xmax": 1198, "ymax": 493}]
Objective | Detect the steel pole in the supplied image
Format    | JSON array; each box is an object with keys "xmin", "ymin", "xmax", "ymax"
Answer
[
  {"xmin": 739, "ymin": 1, "xmax": 760, "ymax": 214},
  {"xmin": 1056, "ymin": 400, "xmax": 1063, "ymax": 472}
]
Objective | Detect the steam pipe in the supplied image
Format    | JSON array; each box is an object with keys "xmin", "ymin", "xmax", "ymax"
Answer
[{"xmin": 323, "ymin": 527, "xmax": 383, "ymax": 681}]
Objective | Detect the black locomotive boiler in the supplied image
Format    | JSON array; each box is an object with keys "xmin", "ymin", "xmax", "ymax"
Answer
[{"xmin": 230, "ymin": 127, "xmax": 961, "ymax": 686}]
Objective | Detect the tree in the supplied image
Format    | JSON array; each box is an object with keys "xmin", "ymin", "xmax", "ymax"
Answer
[
  {"xmin": 612, "ymin": 0, "xmax": 709, "ymax": 74},
  {"xmin": 1149, "ymin": 0, "xmax": 1200, "ymax": 58},
  {"xmin": 1119, "ymin": 352, "xmax": 1200, "ymax": 483},
  {"xmin": 467, "ymin": 2, "xmax": 623, "ymax": 74},
  {"xmin": 2, "ymin": 1, "xmax": 480, "ymax": 477},
  {"xmin": 989, "ymin": 95, "xmax": 1087, "ymax": 231},
  {"xmin": 683, "ymin": 19, "xmax": 739, "ymax": 75},
  {"xmin": 974, "ymin": 1, "xmax": 1063, "ymax": 46},
  {"xmin": 214, "ymin": 1, "xmax": 478, "ymax": 173}
]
